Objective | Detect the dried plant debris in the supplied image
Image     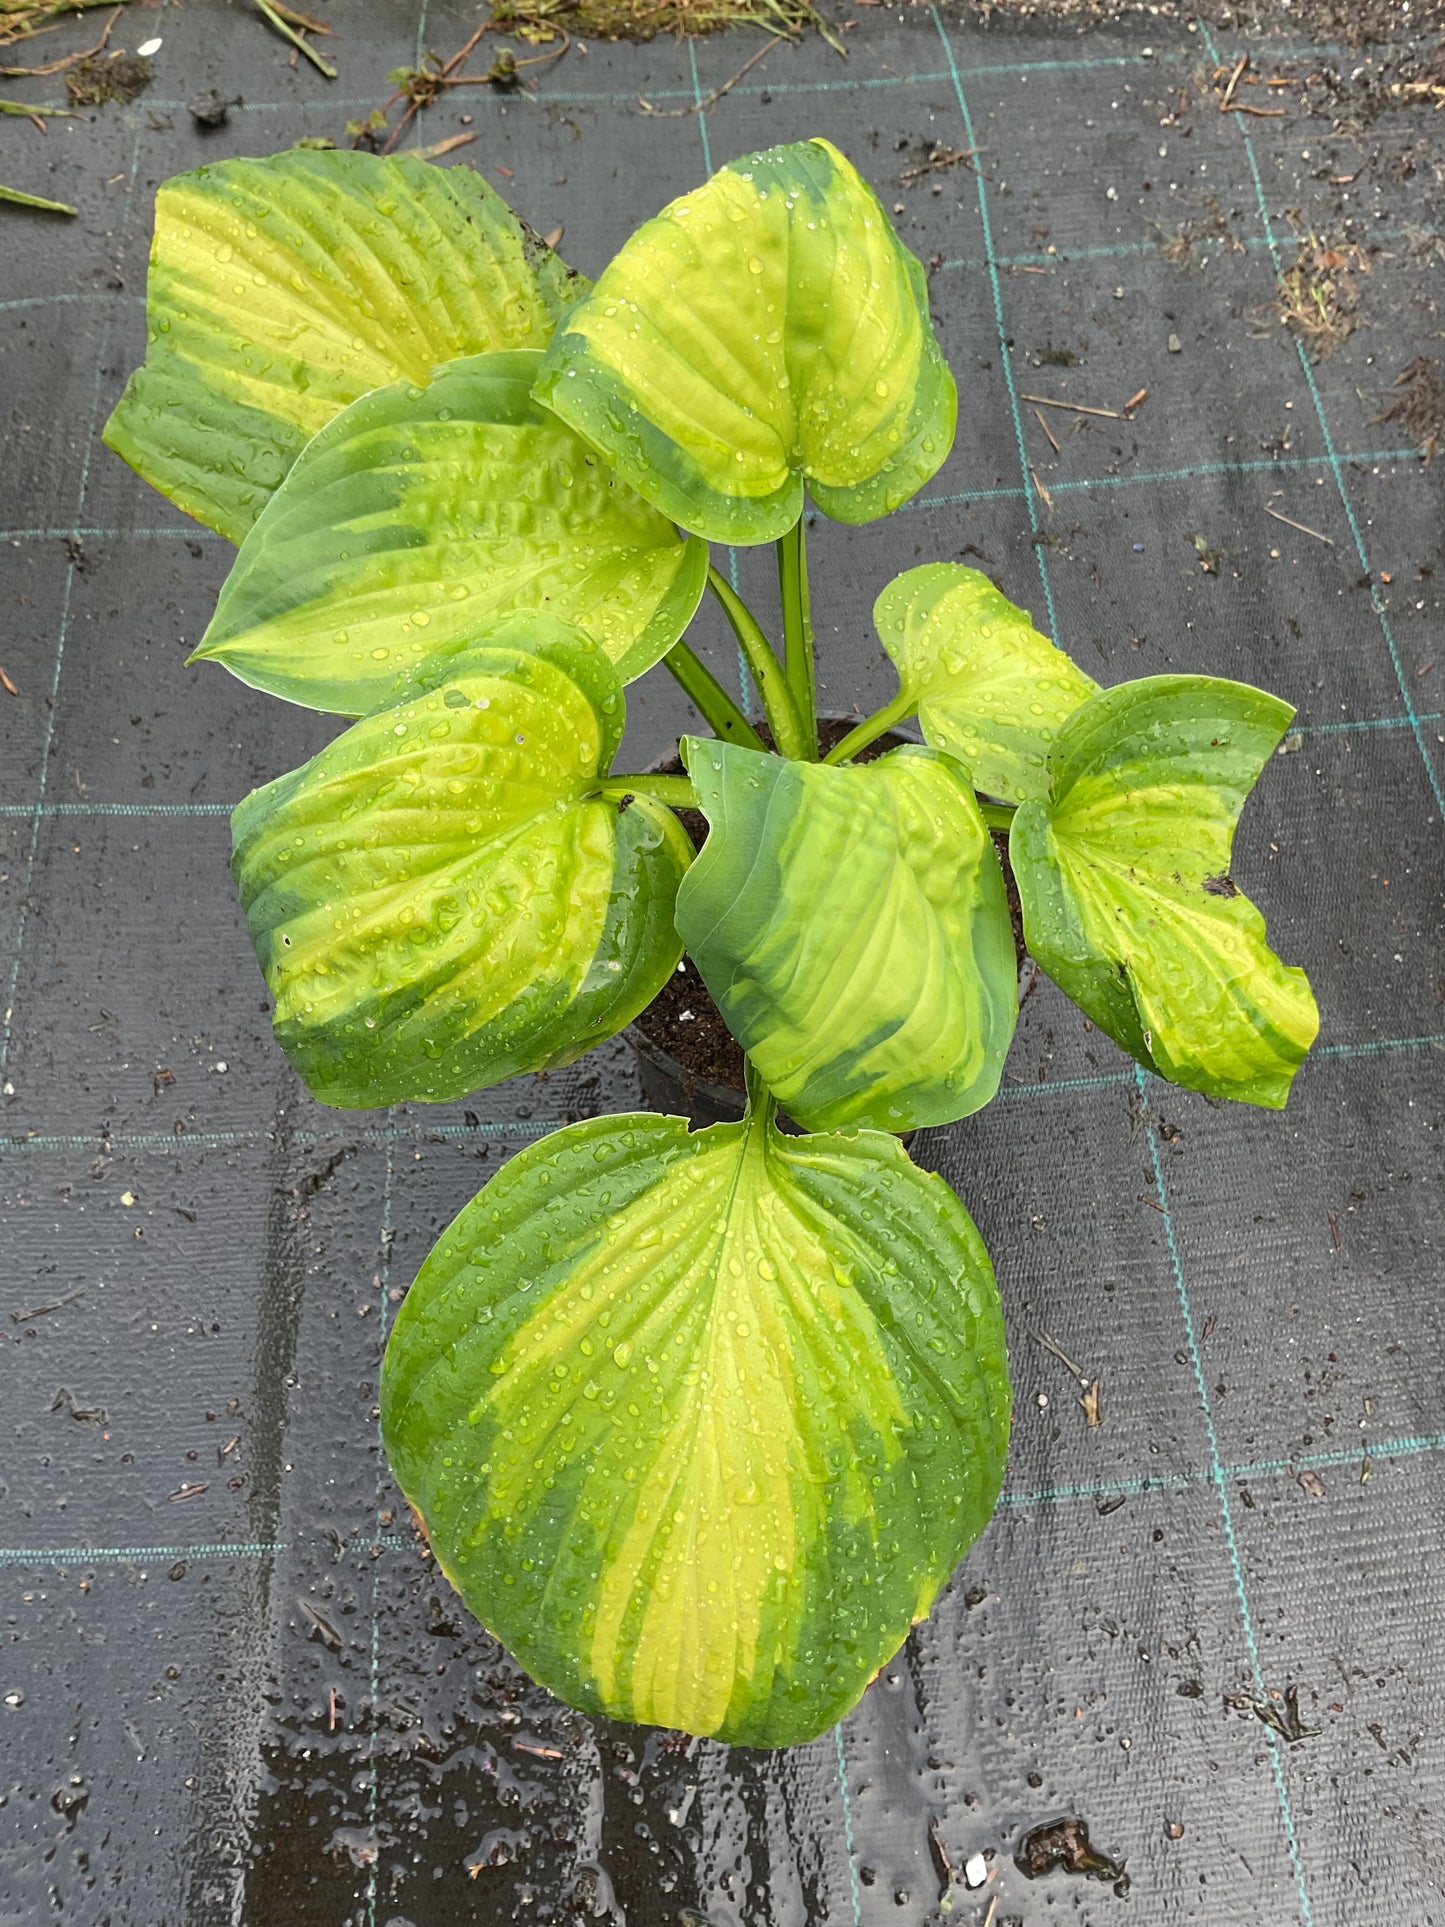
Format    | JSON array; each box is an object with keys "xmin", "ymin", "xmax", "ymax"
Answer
[
  {"xmin": 1275, "ymin": 237, "xmax": 1367, "ymax": 357},
  {"xmin": 1151, "ymin": 194, "xmax": 1248, "ymax": 265},
  {"xmin": 1294, "ymin": 36, "xmax": 1445, "ymax": 124},
  {"xmin": 489, "ymin": 0, "xmax": 833, "ymax": 43},
  {"xmin": 1374, "ymin": 357, "xmax": 1444, "ymax": 463},
  {"xmin": 0, "ymin": 0, "xmax": 118, "ymax": 48},
  {"xmin": 1016, "ymin": 1817, "xmax": 1129, "ymax": 1897},
  {"xmin": 1225, "ymin": 1681, "xmax": 1321, "ymax": 1743},
  {"xmin": 65, "ymin": 47, "xmax": 152, "ymax": 103}
]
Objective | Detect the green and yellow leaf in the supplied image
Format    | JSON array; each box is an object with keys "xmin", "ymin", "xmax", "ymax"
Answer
[
  {"xmin": 232, "ymin": 614, "xmax": 690, "ymax": 1107},
  {"xmin": 192, "ymin": 351, "xmax": 708, "ymax": 714},
  {"xmin": 1009, "ymin": 674, "xmax": 1319, "ymax": 1107},
  {"xmin": 104, "ymin": 150, "xmax": 589, "ymax": 544},
  {"xmin": 675, "ymin": 740, "xmax": 1017, "ymax": 1131},
  {"xmin": 380, "ymin": 1109, "xmax": 1010, "ymax": 1747},
  {"xmin": 874, "ymin": 564, "xmax": 1099, "ymax": 803},
  {"xmin": 533, "ymin": 138, "xmax": 956, "ymax": 544}
]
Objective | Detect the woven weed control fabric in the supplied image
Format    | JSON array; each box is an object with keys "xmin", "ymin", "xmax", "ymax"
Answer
[{"xmin": 1, "ymin": 3, "xmax": 1442, "ymax": 1922}]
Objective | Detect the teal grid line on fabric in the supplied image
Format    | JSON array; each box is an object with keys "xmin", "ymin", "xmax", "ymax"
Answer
[
  {"xmin": 998, "ymin": 1433, "xmax": 1445, "ymax": 1511},
  {"xmin": 1197, "ymin": 18, "xmax": 1445, "ymax": 826},
  {"xmin": 4, "ymin": 1429, "xmax": 1439, "ymax": 1568},
  {"xmin": 933, "ymin": 6, "xmax": 1058, "ymax": 641},
  {"xmin": 1138, "ymin": 1060, "xmax": 1317, "ymax": 1926},
  {"xmin": 0, "ymin": 293, "xmax": 146, "ymax": 316},
  {"xmin": 832, "ymin": 1725, "xmax": 865, "ymax": 1927},
  {"xmin": 0, "ymin": 696, "xmax": 1438, "ymax": 823},
  {"xmin": 0, "ymin": 1119, "xmax": 563, "ymax": 1155},
  {"xmin": 134, "ymin": 45, "xmax": 1196, "ymax": 120},
  {"xmin": 0, "ymin": 1035, "xmax": 1439, "ymax": 1163},
  {"xmin": 937, "ymin": 222, "xmax": 1421, "ymax": 274},
  {"xmin": 0, "ymin": 444, "xmax": 1425, "ymax": 545},
  {"xmin": 910, "ymin": 445, "xmax": 1424, "ymax": 511}
]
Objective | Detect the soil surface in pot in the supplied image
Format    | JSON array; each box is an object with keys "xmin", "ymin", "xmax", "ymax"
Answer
[{"xmin": 631, "ymin": 717, "xmax": 1028, "ymax": 1093}]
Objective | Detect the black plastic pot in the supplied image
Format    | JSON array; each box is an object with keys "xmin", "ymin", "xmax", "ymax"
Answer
[{"xmin": 627, "ymin": 1020, "xmax": 753, "ymax": 1129}]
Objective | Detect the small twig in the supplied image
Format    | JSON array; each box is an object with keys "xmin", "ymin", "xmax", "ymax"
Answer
[
  {"xmin": 1021, "ymin": 392, "xmax": 1123, "ymax": 420},
  {"xmin": 640, "ymin": 33, "xmax": 783, "ymax": 117},
  {"xmin": 444, "ymin": 33, "xmax": 573, "ymax": 82},
  {"xmin": 411, "ymin": 129, "xmax": 476, "ymax": 161},
  {"xmin": 1123, "ymin": 385, "xmax": 1148, "ymax": 414},
  {"xmin": 254, "ymin": 0, "xmax": 336, "ymax": 77},
  {"xmin": 1029, "ymin": 465, "xmax": 1054, "ymax": 510},
  {"xmin": 1033, "ymin": 406, "xmax": 1060, "ymax": 453},
  {"xmin": 1264, "ymin": 504, "xmax": 1333, "ymax": 546},
  {"xmin": 1035, "ymin": 1328, "xmax": 1089, "ymax": 1386},
  {"xmin": 1219, "ymin": 52, "xmax": 1248, "ymax": 111},
  {"xmin": 328, "ymin": 1686, "xmax": 338, "ymax": 1731},
  {"xmin": 0, "ymin": 95, "xmax": 76, "ymax": 114},
  {"xmin": 0, "ymin": 180, "xmax": 76, "ymax": 212},
  {"xmin": 0, "ymin": 665, "xmax": 18, "ymax": 695},
  {"xmin": 380, "ymin": 19, "xmax": 492, "ymax": 150},
  {"xmin": 1227, "ymin": 103, "xmax": 1287, "ymax": 117},
  {"xmin": 899, "ymin": 142, "xmax": 981, "ymax": 183},
  {"xmin": 1, "ymin": 0, "xmax": 118, "ymax": 75},
  {"xmin": 12, "ymin": 1285, "xmax": 82, "ymax": 1322},
  {"xmin": 270, "ymin": 0, "xmax": 332, "ymax": 32},
  {"xmin": 983, "ymin": 1894, "xmax": 999, "ymax": 1927}
]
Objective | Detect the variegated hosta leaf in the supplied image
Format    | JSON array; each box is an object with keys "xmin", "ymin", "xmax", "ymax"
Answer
[
  {"xmin": 674, "ymin": 740, "xmax": 1016, "ymax": 1131},
  {"xmin": 874, "ymin": 564, "xmax": 1099, "ymax": 803},
  {"xmin": 380, "ymin": 1110, "xmax": 1010, "ymax": 1747},
  {"xmin": 533, "ymin": 138, "xmax": 956, "ymax": 544},
  {"xmin": 1010, "ymin": 674, "xmax": 1319, "ymax": 1107},
  {"xmin": 191, "ymin": 351, "xmax": 708, "ymax": 715},
  {"xmin": 231, "ymin": 615, "xmax": 690, "ymax": 1107},
  {"xmin": 104, "ymin": 151, "xmax": 589, "ymax": 544}
]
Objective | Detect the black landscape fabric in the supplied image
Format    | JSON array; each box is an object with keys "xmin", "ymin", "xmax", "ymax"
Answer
[{"xmin": 2, "ymin": 2, "xmax": 1443, "ymax": 1923}]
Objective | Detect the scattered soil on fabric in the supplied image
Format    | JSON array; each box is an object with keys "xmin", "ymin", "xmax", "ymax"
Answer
[
  {"xmin": 65, "ymin": 51, "xmax": 153, "ymax": 105},
  {"xmin": 1375, "ymin": 357, "xmax": 1444, "ymax": 463},
  {"xmin": 631, "ymin": 718, "xmax": 1028, "ymax": 1094},
  {"xmin": 934, "ymin": 0, "xmax": 1440, "ymax": 39}
]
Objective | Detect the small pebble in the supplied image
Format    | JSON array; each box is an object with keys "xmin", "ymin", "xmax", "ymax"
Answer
[
  {"xmin": 1168, "ymin": 333, "xmax": 1182, "ymax": 353},
  {"xmin": 137, "ymin": 35, "xmax": 162, "ymax": 55},
  {"xmin": 188, "ymin": 89, "xmax": 235, "ymax": 128},
  {"xmin": 964, "ymin": 1853, "xmax": 988, "ymax": 1889}
]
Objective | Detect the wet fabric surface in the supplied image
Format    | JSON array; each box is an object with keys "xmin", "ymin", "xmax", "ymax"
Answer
[{"xmin": 2, "ymin": 4, "xmax": 1443, "ymax": 1922}]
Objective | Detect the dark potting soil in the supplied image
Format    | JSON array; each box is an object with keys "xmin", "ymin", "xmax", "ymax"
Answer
[{"xmin": 631, "ymin": 719, "xmax": 1028, "ymax": 1093}]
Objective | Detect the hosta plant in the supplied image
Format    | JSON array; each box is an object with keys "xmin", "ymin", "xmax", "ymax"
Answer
[{"xmin": 108, "ymin": 140, "xmax": 1319, "ymax": 1747}]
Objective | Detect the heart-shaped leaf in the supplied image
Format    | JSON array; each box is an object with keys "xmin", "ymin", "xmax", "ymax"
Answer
[
  {"xmin": 1009, "ymin": 675, "xmax": 1319, "ymax": 1107},
  {"xmin": 232, "ymin": 615, "xmax": 690, "ymax": 1107},
  {"xmin": 533, "ymin": 138, "xmax": 956, "ymax": 543},
  {"xmin": 674, "ymin": 740, "xmax": 1017, "ymax": 1131},
  {"xmin": 104, "ymin": 151, "xmax": 588, "ymax": 544},
  {"xmin": 191, "ymin": 351, "xmax": 708, "ymax": 715},
  {"xmin": 381, "ymin": 1109, "xmax": 1010, "ymax": 1746},
  {"xmin": 874, "ymin": 564, "xmax": 1099, "ymax": 803}
]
